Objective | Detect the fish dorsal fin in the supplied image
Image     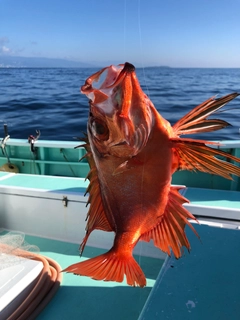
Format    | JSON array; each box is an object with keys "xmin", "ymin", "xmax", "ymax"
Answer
[
  {"xmin": 171, "ymin": 138, "xmax": 240, "ymax": 179},
  {"xmin": 140, "ymin": 186, "xmax": 199, "ymax": 258},
  {"xmin": 78, "ymin": 137, "xmax": 113, "ymax": 254},
  {"xmin": 173, "ymin": 93, "xmax": 239, "ymax": 136}
]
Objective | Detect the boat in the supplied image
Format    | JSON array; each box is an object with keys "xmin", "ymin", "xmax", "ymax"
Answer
[{"xmin": 0, "ymin": 136, "xmax": 240, "ymax": 319}]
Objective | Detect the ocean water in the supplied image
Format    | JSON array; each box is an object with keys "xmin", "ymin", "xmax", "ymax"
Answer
[{"xmin": 0, "ymin": 67, "xmax": 239, "ymax": 141}]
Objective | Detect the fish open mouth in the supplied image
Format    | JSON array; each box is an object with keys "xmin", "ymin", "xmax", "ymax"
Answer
[
  {"xmin": 81, "ymin": 62, "xmax": 136, "ymax": 106},
  {"xmin": 81, "ymin": 62, "xmax": 154, "ymax": 156}
]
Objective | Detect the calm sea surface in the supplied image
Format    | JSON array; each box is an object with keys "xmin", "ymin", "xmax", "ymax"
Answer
[{"xmin": 0, "ymin": 67, "xmax": 240, "ymax": 141}]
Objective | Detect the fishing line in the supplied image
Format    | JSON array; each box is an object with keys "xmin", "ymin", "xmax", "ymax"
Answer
[
  {"xmin": 137, "ymin": 151, "xmax": 147, "ymax": 291},
  {"xmin": 123, "ymin": 0, "xmax": 127, "ymax": 62},
  {"xmin": 137, "ymin": 0, "xmax": 150, "ymax": 97},
  {"xmin": 136, "ymin": 0, "xmax": 147, "ymax": 292},
  {"xmin": 214, "ymin": 107, "xmax": 239, "ymax": 114}
]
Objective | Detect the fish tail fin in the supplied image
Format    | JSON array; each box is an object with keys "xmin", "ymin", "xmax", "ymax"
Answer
[
  {"xmin": 141, "ymin": 186, "xmax": 199, "ymax": 258},
  {"xmin": 63, "ymin": 248, "xmax": 146, "ymax": 287}
]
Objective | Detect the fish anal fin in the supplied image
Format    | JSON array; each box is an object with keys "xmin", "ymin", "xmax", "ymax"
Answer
[
  {"xmin": 63, "ymin": 248, "xmax": 146, "ymax": 287},
  {"xmin": 171, "ymin": 138, "xmax": 240, "ymax": 179},
  {"xmin": 141, "ymin": 186, "xmax": 199, "ymax": 259}
]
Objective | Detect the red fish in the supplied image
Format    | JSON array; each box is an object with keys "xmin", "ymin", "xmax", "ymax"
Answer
[{"xmin": 64, "ymin": 62, "xmax": 240, "ymax": 287}]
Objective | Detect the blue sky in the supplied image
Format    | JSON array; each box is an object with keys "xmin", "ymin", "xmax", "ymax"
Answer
[{"xmin": 1, "ymin": 0, "xmax": 240, "ymax": 67}]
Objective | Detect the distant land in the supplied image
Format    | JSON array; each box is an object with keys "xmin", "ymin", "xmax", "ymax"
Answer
[
  {"xmin": 0, "ymin": 55, "xmax": 171, "ymax": 69},
  {"xmin": 0, "ymin": 55, "xmax": 98, "ymax": 68}
]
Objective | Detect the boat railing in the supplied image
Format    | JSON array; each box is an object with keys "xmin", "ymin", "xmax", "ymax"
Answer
[{"xmin": 0, "ymin": 138, "xmax": 88, "ymax": 177}]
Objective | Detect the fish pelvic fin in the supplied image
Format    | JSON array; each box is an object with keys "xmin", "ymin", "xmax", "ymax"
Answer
[
  {"xmin": 141, "ymin": 186, "xmax": 199, "ymax": 259},
  {"xmin": 172, "ymin": 93, "xmax": 239, "ymax": 136},
  {"xmin": 63, "ymin": 248, "xmax": 146, "ymax": 287},
  {"xmin": 171, "ymin": 138, "xmax": 240, "ymax": 179}
]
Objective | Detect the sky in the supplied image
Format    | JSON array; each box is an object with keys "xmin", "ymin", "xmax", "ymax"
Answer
[{"xmin": 1, "ymin": 0, "xmax": 240, "ymax": 67}]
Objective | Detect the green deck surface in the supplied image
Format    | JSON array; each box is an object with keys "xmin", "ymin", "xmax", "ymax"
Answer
[
  {"xmin": 0, "ymin": 172, "xmax": 11, "ymax": 178},
  {"xmin": 21, "ymin": 235, "xmax": 164, "ymax": 320},
  {"xmin": 184, "ymin": 187, "xmax": 240, "ymax": 209},
  {"xmin": 0, "ymin": 173, "xmax": 88, "ymax": 193},
  {"xmin": 139, "ymin": 224, "xmax": 240, "ymax": 320}
]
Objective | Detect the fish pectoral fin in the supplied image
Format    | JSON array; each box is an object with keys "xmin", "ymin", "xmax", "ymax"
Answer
[
  {"xmin": 141, "ymin": 186, "xmax": 199, "ymax": 259},
  {"xmin": 170, "ymin": 92, "xmax": 240, "ymax": 178},
  {"xmin": 63, "ymin": 248, "xmax": 146, "ymax": 287},
  {"xmin": 171, "ymin": 138, "xmax": 240, "ymax": 179},
  {"xmin": 172, "ymin": 93, "xmax": 239, "ymax": 136}
]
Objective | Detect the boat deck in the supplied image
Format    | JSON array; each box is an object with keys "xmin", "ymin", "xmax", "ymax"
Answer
[
  {"xmin": 3, "ymin": 225, "xmax": 239, "ymax": 320},
  {"xmin": 1, "ymin": 172, "xmax": 240, "ymax": 319},
  {"xmin": 5, "ymin": 233, "xmax": 163, "ymax": 320},
  {"xmin": 140, "ymin": 224, "xmax": 240, "ymax": 320}
]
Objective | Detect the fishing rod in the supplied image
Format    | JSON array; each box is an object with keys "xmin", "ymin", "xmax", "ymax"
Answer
[{"xmin": 0, "ymin": 124, "xmax": 19, "ymax": 173}]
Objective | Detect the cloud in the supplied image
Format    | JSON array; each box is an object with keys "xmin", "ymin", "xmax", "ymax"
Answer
[
  {"xmin": 0, "ymin": 37, "xmax": 35, "ymax": 57},
  {"xmin": 0, "ymin": 45, "xmax": 14, "ymax": 55},
  {"xmin": 0, "ymin": 37, "xmax": 13, "ymax": 55},
  {"xmin": 2, "ymin": 46, "xmax": 10, "ymax": 53},
  {"xmin": 0, "ymin": 37, "xmax": 25, "ymax": 56}
]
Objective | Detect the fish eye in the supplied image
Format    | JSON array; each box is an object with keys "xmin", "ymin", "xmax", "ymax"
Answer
[{"xmin": 91, "ymin": 119, "xmax": 109, "ymax": 140}]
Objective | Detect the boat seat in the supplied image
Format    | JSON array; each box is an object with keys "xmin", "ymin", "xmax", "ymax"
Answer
[
  {"xmin": 0, "ymin": 173, "xmax": 239, "ymax": 240},
  {"xmin": 1, "ymin": 173, "xmax": 239, "ymax": 208},
  {"xmin": 0, "ymin": 172, "xmax": 87, "ymax": 195},
  {"xmin": 182, "ymin": 187, "xmax": 240, "ymax": 228},
  {"xmin": 0, "ymin": 173, "xmax": 89, "ymax": 246}
]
